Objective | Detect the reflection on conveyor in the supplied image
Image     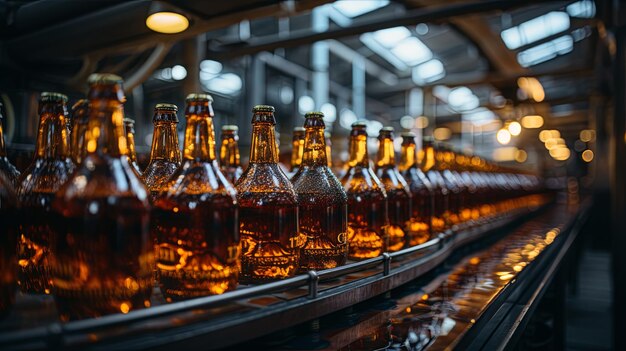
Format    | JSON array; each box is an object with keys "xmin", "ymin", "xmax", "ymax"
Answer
[{"xmin": 303, "ymin": 205, "xmax": 575, "ymax": 351}]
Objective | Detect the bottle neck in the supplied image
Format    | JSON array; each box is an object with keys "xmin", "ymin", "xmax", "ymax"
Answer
[
  {"xmin": 183, "ymin": 114, "xmax": 217, "ymax": 161},
  {"xmin": 290, "ymin": 134, "xmax": 304, "ymax": 170},
  {"xmin": 85, "ymin": 99, "xmax": 128, "ymax": 157},
  {"xmin": 376, "ymin": 136, "xmax": 395, "ymax": 168},
  {"xmin": 150, "ymin": 121, "xmax": 181, "ymax": 163},
  {"xmin": 348, "ymin": 132, "xmax": 370, "ymax": 168},
  {"xmin": 399, "ymin": 141, "xmax": 417, "ymax": 171},
  {"xmin": 302, "ymin": 127, "xmax": 327, "ymax": 167},
  {"xmin": 420, "ymin": 144, "xmax": 436, "ymax": 172},
  {"xmin": 249, "ymin": 122, "xmax": 279, "ymax": 164},
  {"xmin": 35, "ymin": 103, "xmax": 71, "ymax": 159},
  {"xmin": 126, "ymin": 128, "xmax": 138, "ymax": 162},
  {"xmin": 0, "ymin": 120, "xmax": 7, "ymax": 157},
  {"xmin": 219, "ymin": 133, "xmax": 240, "ymax": 167}
]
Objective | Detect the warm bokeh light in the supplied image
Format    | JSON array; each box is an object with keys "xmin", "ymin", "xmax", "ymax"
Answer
[
  {"xmin": 433, "ymin": 127, "xmax": 451, "ymax": 140},
  {"xmin": 515, "ymin": 149, "xmax": 527, "ymax": 163},
  {"xmin": 517, "ymin": 77, "xmax": 545, "ymax": 102},
  {"xmin": 415, "ymin": 116, "xmax": 429, "ymax": 129},
  {"xmin": 521, "ymin": 115, "xmax": 544, "ymax": 129},
  {"xmin": 146, "ymin": 12, "xmax": 189, "ymax": 34},
  {"xmin": 579, "ymin": 129, "xmax": 596, "ymax": 142},
  {"xmin": 545, "ymin": 137, "xmax": 565, "ymax": 150},
  {"xmin": 493, "ymin": 146, "xmax": 517, "ymax": 161},
  {"xmin": 582, "ymin": 149, "xmax": 594, "ymax": 162},
  {"xmin": 539, "ymin": 129, "xmax": 560, "ymax": 142},
  {"xmin": 496, "ymin": 128, "xmax": 511, "ymax": 144},
  {"xmin": 549, "ymin": 147, "xmax": 570, "ymax": 161},
  {"xmin": 508, "ymin": 121, "xmax": 522, "ymax": 136}
]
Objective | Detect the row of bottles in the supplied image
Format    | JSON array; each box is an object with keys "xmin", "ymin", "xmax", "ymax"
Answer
[{"xmin": 0, "ymin": 74, "xmax": 546, "ymax": 321}]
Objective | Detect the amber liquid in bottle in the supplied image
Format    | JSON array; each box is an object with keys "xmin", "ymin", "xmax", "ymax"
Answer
[
  {"xmin": 398, "ymin": 133, "xmax": 433, "ymax": 246},
  {"xmin": 153, "ymin": 94, "xmax": 239, "ymax": 300},
  {"xmin": 219, "ymin": 125, "xmax": 243, "ymax": 184},
  {"xmin": 291, "ymin": 112, "xmax": 348, "ymax": 271},
  {"xmin": 50, "ymin": 74, "xmax": 153, "ymax": 320},
  {"xmin": 236, "ymin": 105, "xmax": 300, "ymax": 283},
  {"xmin": 143, "ymin": 104, "xmax": 182, "ymax": 201},
  {"xmin": 419, "ymin": 138, "xmax": 448, "ymax": 234},
  {"xmin": 0, "ymin": 174, "xmax": 17, "ymax": 315},
  {"xmin": 290, "ymin": 127, "xmax": 305, "ymax": 173},
  {"xmin": 341, "ymin": 121, "xmax": 388, "ymax": 259},
  {"xmin": 374, "ymin": 127, "xmax": 410, "ymax": 252},
  {"xmin": 124, "ymin": 117, "xmax": 143, "ymax": 178},
  {"xmin": 0, "ymin": 103, "xmax": 20, "ymax": 186},
  {"xmin": 17, "ymin": 92, "xmax": 75, "ymax": 294},
  {"xmin": 70, "ymin": 99, "xmax": 89, "ymax": 165},
  {"xmin": 436, "ymin": 144, "xmax": 463, "ymax": 226},
  {"xmin": 325, "ymin": 132, "xmax": 333, "ymax": 168}
]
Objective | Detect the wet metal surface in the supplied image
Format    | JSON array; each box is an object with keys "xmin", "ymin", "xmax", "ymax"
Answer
[{"xmin": 274, "ymin": 203, "xmax": 579, "ymax": 351}]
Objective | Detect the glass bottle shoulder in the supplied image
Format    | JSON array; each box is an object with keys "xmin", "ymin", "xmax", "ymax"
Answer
[
  {"xmin": 375, "ymin": 166, "xmax": 410, "ymax": 194},
  {"xmin": 341, "ymin": 165, "xmax": 386, "ymax": 199},
  {"xmin": 18, "ymin": 158, "xmax": 74, "ymax": 205},
  {"xmin": 291, "ymin": 165, "xmax": 347, "ymax": 204},
  {"xmin": 235, "ymin": 163, "xmax": 297, "ymax": 206},
  {"xmin": 0, "ymin": 157, "xmax": 20, "ymax": 186},
  {"xmin": 160, "ymin": 159, "xmax": 236, "ymax": 202},
  {"xmin": 143, "ymin": 159, "xmax": 180, "ymax": 189},
  {"xmin": 53, "ymin": 154, "xmax": 148, "ymax": 204}
]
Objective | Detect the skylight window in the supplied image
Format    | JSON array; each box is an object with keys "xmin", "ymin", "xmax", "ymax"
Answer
[
  {"xmin": 567, "ymin": 0, "xmax": 596, "ymax": 18},
  {"xmin": 412, "ymin": 59, "xmax": 445, "ymax": 85},
  {"xmin": 372, "ymin": 26, "xmax": 412, "ymax": 48},
  {"xmin": 501, "ymin": 11, "xmax": 570, "ymax": 50},
  {"xmin": 448, "ymin": 86, "xmax": 480, "ymax": 112},
  {"xmin": 390, "ymin": 37, "xmax": 433, "ymax": 66},
  {"xmin": 361, "ymin": 26, "xmax": 434, "ymax": 71},
  {"xmin": 333, "ymin": 0, "xmax": 389, "ymax": 18},
  {"xmin": 517, "ymin": 35, "xmax": 573, "ymax": 67}
]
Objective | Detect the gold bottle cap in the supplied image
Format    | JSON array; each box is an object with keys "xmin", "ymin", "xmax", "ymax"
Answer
[
  {"xmin": 401, "ymin": 132, "xmax": 416, "ymax": 138},
  {"xmin": 186, "ymin": 93, "xmax": 213, "ymax": 102},
  {"xmin": 351, "ymin": 121, "xmax": 367, "ymax": 128},
  {"xmin": 40, "ymin": 92, "xmax": 68, "ymax": 103},
  {"xmin": 87, "ymin": 73, "xmax": 123, "ymax": 85},
  {"xmin": 380, "ymin": 126, "xmax": 394, "ymax": 133},
  {"xmin": 304, "ymin": 111, "xmax": 324, "ymax": 119},
  {"xmin": 155, "ymin": 103, "xmax": 178, "ymax": 111},
  {"xmin": 222, "ymin": 125, "xmax": 239, "ymax": 132},
  {"xmin": 252, "ymin": 105, "xmax": 275, "ymax": 113},
  {"xmin": 423, "ymin": 136, "xmax": 434, "ymax": 144}
]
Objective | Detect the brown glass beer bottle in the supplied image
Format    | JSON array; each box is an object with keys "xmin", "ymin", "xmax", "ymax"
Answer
[
  {"xmin": 50, "ymin": 74, "xmax": 153, "ymax": 320},
  {"xmin": 153, "ymin": 94, "xmax": 239, "ymax": 300},
  {"xmin": 219, "ymin": 125, "xmax": 243, "ymax": 184},
  {"xmin": 0, "ymin": 174, "xmax": 17, "ymax": 315},
  {"xmin": 124, "ymin": 117, "xmax": 143, "ymax": 177},
  {"xmin": 419, "ymin": 137, "xmax": 448, "ymax": 234},
  {"xmin": 398, "ymin": 132, "xmax": 433, "ymax": 246},
  {"xmin": 0, "ymin": 103, "xmax": 20, "ymax": 186},
  {"xmin": 341, "ymin": 121, "xmax": 388, "ymax": 259},
  {"xmin": 17, "ymin": 92, "xmax": 74, "ymax": 294},
  {"xmin": 70, "ymin": 99, "xmax": 89, "ymax": 165},
  {"xmin": 375, "ymin": 127, "xmax": 410, "ymax": 252},
  {"xmin": 236, "ymin": 105, "xmax": 301, "ymax": 283},
  {"xmin": 290, "ymin": 126, "xmax": 305, "ymax": 173},
  {"xmin": 143, "ymin": 104, "xmax": 182, "ymax": 201},
  {"xmin": 291, "ymin": 112, "xmax": 348, "ymax": 271}
]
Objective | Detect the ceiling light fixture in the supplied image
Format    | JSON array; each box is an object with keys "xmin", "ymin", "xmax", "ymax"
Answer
[{"xmin": 146, "ymin": 11, "xmax": 189, "ymax": 34}]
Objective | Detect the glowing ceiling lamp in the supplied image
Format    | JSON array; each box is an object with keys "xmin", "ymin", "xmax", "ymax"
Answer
[
  {"xmin": 508, "ymin": 121, "xmax": 522, "ymax": 136},
  {"xmin": 146, "ymin": 11, "xmax": 189, "ymax": 34}
]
